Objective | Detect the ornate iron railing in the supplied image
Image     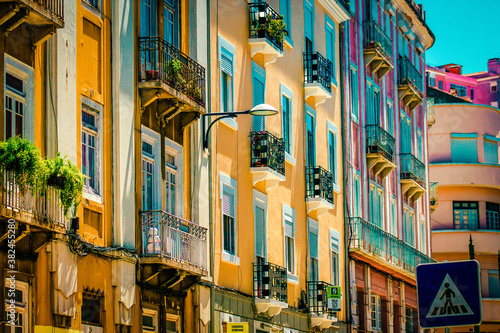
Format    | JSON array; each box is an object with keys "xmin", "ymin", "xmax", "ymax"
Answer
[
  {"xmin": 363, "ymin": 20, "xmax": 392, "ymax": 61},
  {"xmin": 141, "ymin": 210, "xmax": 207, "ymax": 270},
  {"xmin": 366, "ymin": 125, "xmax": 396, "ymax": 163},
  {"xmin": 307, "ymin": 281, "xmax": 336, "ymax": 316},
  {"xmin": 250, "ymin": 131, "xmax": 285, "ymax": 176},
  {"xmin": 248, "ymin": 2, "xmax": 285, "ymax": 52},
  {"xmin": 429, "ymin": 182, "xmax": 438, "ymax": 207},
  {"xmin": 306, "ymin": 166, "xmax": 334, "ymax": 205},
  {"xmin": 26, "ymin": 0, "xmax": 65, "ymax": 21},
  {"xmin": 138, "ymin": 36, "xmax": 206, "ymax": 106},
  {"xmin": 253, "ymin": 262, "xmax": 287, "ymax": 303},
  {"xmin": 349, "ymin": 217, "xmax": 435, "ymax": 274},
  {"xmin": 0, "ymin": 171, "xmax": 68, "ymax": 228},
  {"xmin": 400, "ymin": 153, "xmax": 426, "ymax": 187},
  {"xmin": 398, "ymin": 58, "xmax": 423, "ymax": 94},
  {"xmin": 303, "ymin": 52, "xmax": 332, "ymax": 93}
]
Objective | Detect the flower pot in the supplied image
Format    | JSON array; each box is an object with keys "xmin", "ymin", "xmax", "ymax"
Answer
[
  {"xmin": 48, "ymin": 174, "xmax": 66, "ymax": 190},
  {"xmin": 146, "ymin": 70, "xmax": 160, "ymax": 80}
]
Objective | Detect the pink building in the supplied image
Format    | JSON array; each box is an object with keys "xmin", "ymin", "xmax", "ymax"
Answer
[
  {"xmin": 427, "ymin": 58, "xmax": 500, "ymax": 107},
  {"xmin": 428, "ymin": 102, "xmax": 500, "ymax": 332}
]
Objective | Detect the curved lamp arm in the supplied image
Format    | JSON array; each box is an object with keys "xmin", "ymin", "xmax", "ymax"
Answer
[{"xmin": 202, "ymin": 110, "xmax": 250, "ymax": 150}]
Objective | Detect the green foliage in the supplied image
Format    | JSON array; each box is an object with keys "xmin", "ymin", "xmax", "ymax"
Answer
[
  {"xmin": 0, "ymin": 136, "xmax": 42, "ymax": 190},
  {"xmin": 44, "ymin": 153, "xmax": 84, "ymax": 216},
  {"xmin": 266, "ymin": 15, "xmax": 287, "ymax": 43},
  {"xmin": 166, "ymin": 59, "xmax": 182, "ymax": 76}
]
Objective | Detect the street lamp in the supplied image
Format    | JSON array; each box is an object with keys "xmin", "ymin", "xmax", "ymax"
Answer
[{"xmin": 202, "ymin": 104, "xmax": 278, "ymax": 150}]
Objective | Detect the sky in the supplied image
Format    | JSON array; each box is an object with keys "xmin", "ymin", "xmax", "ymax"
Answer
[{"xmin": 417, "ymin": 0, "xmax": 500, "ymax": 74}]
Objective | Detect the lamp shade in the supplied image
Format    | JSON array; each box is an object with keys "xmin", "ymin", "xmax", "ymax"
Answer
[{"xmin": 248, "ymin": 104, "xmax": 279, "ymax": 116}]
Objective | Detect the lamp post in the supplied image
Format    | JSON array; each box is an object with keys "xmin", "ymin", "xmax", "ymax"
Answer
[{"xmin": 202, "ymin": 104, "xmax": 279, "ymax": 150}]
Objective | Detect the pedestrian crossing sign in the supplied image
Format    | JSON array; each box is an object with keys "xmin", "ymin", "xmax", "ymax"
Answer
[{"xmin": 417, "ymin": 260, "xmax": 482, "ymax": 328}]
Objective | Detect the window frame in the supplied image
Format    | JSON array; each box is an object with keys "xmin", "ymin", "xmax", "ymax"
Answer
[
  {"xmin": 4, "ymin": 279, "xmax": 29, "ymax": 333},
  {"xmin": 370, "ymin": 294, "xmax": 382, "ymax": 331},
  {"xmin": 350, "ymin": 66, "xmax": 359, "ymax": 122},
  {"xmin": 308, "ymin": 218, "xmax": 319, "ymax": 281},
  {"xmin": 220, "ymin": 172, "xmax": 239, "ymax": 265},
  {"xmin": 283, "ymin": 204, "xmax": 296, "ymax": 281},
  {"xmin": 483, "ymin": 136, "xmax": 499, "ymax": 164},
  {"xmin": 330, "ymin": 228, "xmax": 340, "ymax": 286},
  {"xmin": 327, "ymin": 121, "xmax": 340, "ymax": 193},
  {"xmin": 164, "ymin": 138, "xmax": 183, "ymax": 217},
  {"xmin": 486, "ymin": 202, "xmax": 500, "ymax": 230},
  {"xmin": 141, "ymin": 126, "xmax": 162, "ymax": 211},
  {"xmin": 305, "ymin": 105, "xmax": 316, "ymax": 167},
  {"xmin": 325, "ymin": 14, "xmax": 336, "ymax": 85},
  {"xmin": 82, "ymin": 98, "xmax": 103, "ymax": 203},
  {"xmin": 280, "ymin": 0, "xmax": 292, "ymax": 46},
  {"xmin": 253, "ymin": 189, "xmax": 268, "ymax": 262},
  {"xmin": 218, "ymin": 36, "xmax": 237, "ymax": 129},
  {"xmin": 280, "ymin": 83, "xmax": 294, "ymax": 163},
  {"xmin": 453, "ymin": 201, "xmax": 478, "ymax": 230},
  {"xmin": 142, "ymin": 308, "xmax": 159, "ymax": 333}
]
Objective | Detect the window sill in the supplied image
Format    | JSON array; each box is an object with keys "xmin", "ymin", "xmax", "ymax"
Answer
[
  {"xmin": 287, "ymin": 272, "xmax": 299, "ymax": 285},
  {"xmin": 221, "ymin": 251, "xmax": 240, "ymax": 265},
  {"xmin": 285, "ymin": 152, "xmax": 296, "ymax": 166},
  {"xmin": 284, "ymin": 36, "xmax": 294, "ymax": 49},
  {"xmin": 83, "ymin": 190, "xmax": 103, "ymax": 205},
  {"xmin": 333, "ymin": 183, "xmax": 341, "ymax": 194},
  {"xmin": 221, "ymin": 117, "xmax": 238, "ymax": 131}
]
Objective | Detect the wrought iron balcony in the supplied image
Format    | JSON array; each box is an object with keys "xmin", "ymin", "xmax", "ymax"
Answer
[
  {"xmin": 397, "ymin": 58, "xmax": 424, "ymax": 111},
  {"xmin": 303, "ymin": 52, "xmax": 333, "ymax": 106},
  {"xmin": 400, "ymin": 153, "xmax": 426, "ymax": 201},
  {"xmin": 253, "ymin": 262, "xmax": 288, "ymax": 316},
  {"xmin": 249, "ymin": 2, "xmax": 284, "ymax": 52},
  {"xmin": 365, "ymin": 125, "xmax": 396, "ymax": 179},
  {"xmin": 141, "ymin": 210, "xmax": 207, "ymax": 275},
  {"xmin": 307, "ymin": 281, "xmax": 338, "ymax": 328},
  {"xmin": 349, "ymin": 217, "xmax": 435, "ymax": 275},
  {"xmin": 138, "ymin": 36, "xmax": 206, "ymax": 120},
  {"xmin": 362, "ymin": 20, "xmax": 393, "ymax": 78},
  {"xmin": 0, "ymin": 171, "xmax": 69, "ymax": 232},
  {"xmin": 306, "ymin": 166, "xmax": 334, "ymax": 204},
  {"xmin": 250, "ymin": 131, "xmax": 285, "ymax": 176},
  {"xmin": 429, "ymin": 181, "xmax": 438, "ymax": 211}
]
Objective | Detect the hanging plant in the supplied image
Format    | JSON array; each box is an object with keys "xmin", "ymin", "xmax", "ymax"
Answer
[
  {"xmin": 0, "ymin": 136, "xmax": 43, "ymax": 192},
  {"xmin": 44, "ymin": 153, "xmax": 84, "ymax": 217}
]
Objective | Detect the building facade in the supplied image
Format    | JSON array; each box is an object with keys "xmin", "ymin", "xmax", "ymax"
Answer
[
  {"xmin": 342, "ymin": 0, "xmax": 435, "ymax": 331},
  {"xmin": 427, "ymin": 100, "xmax": 500, "ymax": 331},
  {"xmin": 208, "ymin": 0, "xmax": 350, "ymax": 332}
]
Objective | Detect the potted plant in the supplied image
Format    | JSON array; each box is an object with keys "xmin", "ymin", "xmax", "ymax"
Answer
[
  {"xmin": 266, "ymin": 15, "xmax": 287, "ymax": 44},
  {"xmin": 0, "ymin": 136, "xmax": 43, "ymax": 192},
  {"xmin": 44, "ymin": 153, "xmax": 84, "ymax": 216}
]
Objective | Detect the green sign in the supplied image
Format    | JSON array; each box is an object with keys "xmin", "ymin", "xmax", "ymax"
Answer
[{"xmin": 327, "ymin": 286, "xmax": 341, "ymax": 299}]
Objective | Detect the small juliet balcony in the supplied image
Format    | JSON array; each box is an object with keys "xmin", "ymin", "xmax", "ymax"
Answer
[
  {"xmin": 427, "ymin": 97, "xmax": 435, "ymax": 128},
  {"xmin": 307, "ymin": 281, "xmax": 338, "ymax": 329},
  {"xmin": 397, "ymin": 58, "xmax": 424, "ymax": 112},
  {"xmin": 0, "ymin": 0, "xmax": 64, "ymax": 45},
  {"xmin": 253, "ymin": 262, "xmax": 288, "ymax": 317},
  {"xmin": 400, "ymin": 153, "xmax": 426, "ymax": 200},
  {"xmin": 248, "ymin": 2, "xmax": 285, "ymax": 67},
  {"xmin": 303, "ymin": 52, "xmax": 333, "ymax": 107},
  {"xmin": 363, "ymin": 20, "xmax": 393, "ymax": 79},
  {"xmin": 306, "ymin": 166, "xmax": 334, "ymax": 217},
  {"xmin": 138, "ymin": 37, "xmax": 206, "ymax": 127},
  {"xmin": 349, "ymin": 217, "xmax": 435, "ymax": 277},
  {"xmin": 0, "ymin": 171, "xmax": 69, "ymax": 233},
  {"xmin": 365, "ymin": 125, "xmax": 396, "ymax": 180},
  {"xmin": 250, "ymin": 131, "xmax": 285, "ymax": 191},
  {"xmin": 429, "ymin": 182, "xmax": 438, "ymax": 211},
  {"xmin": 140, "ymin": 211, "xmax": 207, "ymax": 285}
]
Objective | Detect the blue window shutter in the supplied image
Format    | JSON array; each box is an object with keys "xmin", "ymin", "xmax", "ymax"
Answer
[
  {"xmin": 325, "ymin": 16, "xmax": 335, "ymax": 80},
  {"xmin": 252, "ymin": 63, "xmax": 266, "ymax": 131},
  {"xmin": 220, "ymin": 49, "xmax": 233, "ymax": 75},
  {"xmin": 255, "ymin": 206, "xmax": 266, "ymax": 259},
  {"xmin": 484, "ymin": 139, "xmax": 498, "ymax": 163},
  {"xmin": 309, "ymin": 231, "xmax": 318, "ymax": 259},
  {"xmin": 451, "ymin": 138, "xmax": 478, "ymax": 163},
  {"xmin": 304, "ymin": 0, "xmax": 313, "ymax": 43},
  {"xmin": 280, "ymin": 0, "xmax": 291, "ymax": 36}
]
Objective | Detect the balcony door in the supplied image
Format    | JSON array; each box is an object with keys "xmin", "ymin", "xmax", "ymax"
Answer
[
  {"xmin": 140, "ymin": 0, "xmax": 157, "ymax": 37},
  {"xmin": 164, "ymin": 0, "xmax": 179, "ymax": 47},
  {"xmin": 306, "ymin": 111, "xmax": 316, "ymax": 167},
  {"xmin": 252, "ymin": 62, "xmax": 266, "ymax": 131}
]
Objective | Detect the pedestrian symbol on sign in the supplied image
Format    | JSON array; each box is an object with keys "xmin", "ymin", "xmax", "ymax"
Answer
[{"xmin": 426, "ymin": 274, "xmax": 473, "ymax": 318}]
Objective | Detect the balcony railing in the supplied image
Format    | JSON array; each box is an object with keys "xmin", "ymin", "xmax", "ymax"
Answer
[
  {"xmin": 249, "ymin": 2, "xmax": 285, "ymax": 52},
  {"xmin": 141, "ymin": 210, "xmax": 207, "ymax": 270},
  {"xmin": 0, "ymin": 171, "xmax": 68, "ymax": 228},
  {"xmin": 349, "ymin": 217, "xmax": 435, "ymax": 274},
  {"xmin": 307, "ymin": 281, "xmax": 336, "ymax": 316},
  {"xmin": 366, "ymin": 125, "xmax": 396, "ymax": 163},
  {"xmin": 429, "ymin": 182, "xmax": 438, "ymax": 207},
  {"xmin": 400, "ymin": 153, "xmax": 426, "ymax": 187},
  {"xmin": 427, "ymin": 97, "xmax": 435, "ymax": 126},
  {"xmin": 304, "ymin": 52, "xmax": 332, "ymax": 93},
  {"xmin": 363, "ymin": 20, "xmax": 392, "ymax": 61},
  {"xmin": 253, "ymin": 262, "xmax": 287, "ymax": 303},
  {"xmin": 24, "ymin": 0, "xmax": 65, "ymax": 21},
  {"xmin": 138, "ymin": 36, "xmax": 206, "ymax": 106},
  {"xmin": 250, "ymin": 131, "xmax": 285, "ymax": 176},
  {"xmin": 306, "ymin": 166, "xmax": 334, "ymax": 205},
  {"xmin": 398, "ymin": 58, "xmax": 423, "ymax": 94}
]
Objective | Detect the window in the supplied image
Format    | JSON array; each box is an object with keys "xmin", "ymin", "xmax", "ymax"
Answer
[
  {"xmin": 4, "ymin": 280, "xmax": 28, "ymax": 333},
  {"xmin": 82, "ymin": 290, "xmax": 103, "ymax": 325},
  {"xmin": 142, "ymin": 309, "xmax": 158, "ymax": 332},
  {"xmin": 164, "ymin": 0, "xmax": 178, "ymax": 47},
  {"xmin": 486, "ymin": 202, "xmax": 499, "ymax": 230},
  {"xmin": 221, "ymin": 173, "xmax": 238, "ymax": 262},
  {"xmin": 390, "ymin": 198, "xmax": 397, "ymax": 236},
  {"xmin": 405, "ymin": 307, "xmax": 414, "ymax": 333},
  {"xmin": 352, "ymin": 172, "xmax": 362, "ymax": 217},
  {"xmin": 165, "ymin": 139, "xmax": 183, "ymax": 216},
  {"xmin": 387, "ymin": 102, "xmax": 394, "ymax": 136},
  {"xmin": 83, "ymin": 0, "xmax": 101, "ymax": 11},
  {"xmin": 82, "ymin": 101, "xmax": 102, "ymax": 198},
  {"xmin": 400, "ymin": 113, "xmax": 412, "ymax": 154},
  {"xmin": 304, "ymin": 0, "xmax": 314, "ymax": 53},
  {"xmin": 453, "ymin": 201, "xmax": 478, "ymax": 230},
  {"xmin": 330, "ymin": 229, "xmax": 340, "ymax": 285},
  {"xmin": 450, "ymin": 83, "xmax": 467, "ymax": 97},
  {"xmin": 403, "ymin": 207, "xmax": 415, "ymax": 246},
  {"xmin": 306, "ymin": 107, "xmax": 316, "ymax": 166},
  {"xmin": 5, "ymin": 55, "xmax": 34, "ymax": 141},
  {"xmin": 283, "ymin": 204, "xmax": 295, "ymax": 275},
  {"xmin": 470, "ymin": 88, "xmax": 474, "ymax": 100},
  {"xmin": 488, "ymin": 270, "xmax": 500, "ymax": 298},
  {"xmin": 350, "ymin": 68, "xmax": 359, "ymax": 121},
  {"xmin": 166, "ymin": 314, "xmax": 181, "ymax": 333},
  {"xmin": 370, "ymin": 294, "xmax": 382, "ymax": 331},
  {"xmin": 451, "ymin": 134, "xmax": 478, "ymax": 163},
  {"xmin": 140, "ymin": 0, "xmax": 157, "ymax": 37},
  {"xmin": 417, "ymin": 130, "xmax": 423, "ymax": 161},
  {"xmin": 141, "ymin": 127, "xmax": 161, "ymax": 211},
  {"xmin": 219, "ymin": 36, "xmax": 236, "ymax": 128},
  {"xmin": 438, "ymin": 80, "xmax": 443, "ymax": 90},
  {"xmin": 325, "ymin": 15, "xmax": 336, "ymax": 83},
  {"xmin": 280, "ymin": 0, "xmax": 291, "ymax": 42},
  {"xmin": 369, "ymin": 184, "xmax": 383, "ymax": 228},
  {"xmin": 484, "ymin": 138, "xmax": 498, "ymax": 164},
  {"xmin": 327, "ymin": 122, "xmax": 338, "ymax": 187},
  {"xmin": 419, "ymin": 216, "xmax": 426, "ymax": 253},
  {"xmin": 491, "ymin": 82, "xmax": 498, "ymax": 92},
  {"xmin": 429, "ymin": 77, "xmax": 435, "ymax": 87},
  {"xmin": 281, "ymin": 84, "xmax": 293, "ymax": 156},
  {"xmin": 252, "ymin": 61, "xmax": 266, "ymax": 131},
  {"xmin": 308, "ymin": 219, "xmax": 319, "ymax": 281},
  {"xmin": 142, "ymin": 144, "xmax": 154, "ymax": 211},
  {"xmin": 254, "ymin": 190, "xmax": 267, "ymax": 262}
]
